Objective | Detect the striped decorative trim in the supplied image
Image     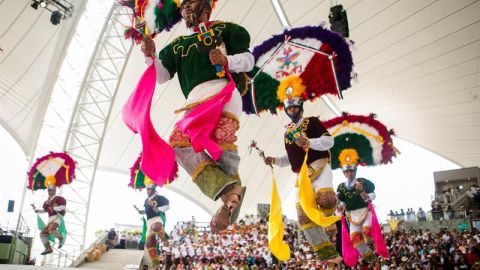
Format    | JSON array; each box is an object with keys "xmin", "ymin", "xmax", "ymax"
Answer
[
  {"xmin": 313, "ymin": 241, "xmax": 333, "ymax": 252},
  {"xmin": 300, "ymin": 222, "xmax": 317, "ymax": 230}
]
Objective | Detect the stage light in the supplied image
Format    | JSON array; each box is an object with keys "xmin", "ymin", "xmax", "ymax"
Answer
[
  {"xmin": 31, "ymin": 0, "xmax": 39, "ymax": 9},
  {"xmin": 329, "ymin": 4, "xmax": 349, "ymax": 38},
  {"xmin": 30, "ymin": 0, "xmax": 74, "ymax": 25},
  {"xmin": 50, "ymin": 10, "xmax": 62, "ymax": 25}
]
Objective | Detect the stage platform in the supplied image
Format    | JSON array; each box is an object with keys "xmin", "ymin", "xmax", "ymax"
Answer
[{"xmin": 0, "ymin": 249, "xmax": 145, "ymax": 270}]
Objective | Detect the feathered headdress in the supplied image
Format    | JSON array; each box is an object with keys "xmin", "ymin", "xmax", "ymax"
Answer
[
  {"xmin": 242, "ymin": 24, "xmax": 354, "ymax": 114},
  {"xmin": 27, "ymin": 152, "xmax": 76, "ymax": 191},
  {"xmin": 323, "ymin": 113, "xmax": 399, "ymax": 170},
  {"xmin": 118, "ymin": 0, "xmax": 219, "ymax": 44},
  {"xmin": 129, "ymin": 153, "xmax": 174, "ymax": 189}
]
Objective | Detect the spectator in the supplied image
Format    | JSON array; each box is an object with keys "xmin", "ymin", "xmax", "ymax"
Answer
[
  {"xmin": 107, "ymin": 228, "xmax": 117, "ymax": 248},
  {"xmin": 417, "ymin": 207, "xmax": 426, "ymax": 221}
]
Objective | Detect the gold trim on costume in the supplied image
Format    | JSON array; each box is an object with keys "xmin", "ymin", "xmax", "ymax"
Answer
[
  {"xmin": 294, "ymin": 158, "xmax": 328, "ymax": 188},
  {"xmin": 170, "ymin": 141, "xmax": 191, "ymax": 148},
  {"xmin": 317, "ymin": 187, "xmax": 334, "ymax": 192},
  {"xmin": 221, "ymin": 111, "xmax": 240, "ymax": 125},
  {"xmin": 191, "ymin": 160, "xmax": 215, "ymax": 181},
  {"xmin": 174, "ymin": 95, "xmax": 217, "ymax": 113},
  {"xmin": 313, "ymin": 242, "xmax": 332, "ymax": 252},
  {"xmin": 300, "ymin": 222, "xmax": 316, "ymax": 230},
  {"xmin": 285, "ymin": 118, "xmax": 310, "ymax": 145},
  {"xmin": 220, "ymin": 143, "xmax": 238, "ymax": 151},
  {"xmin": 330, "ymin": 120, "xmax": 384, "ymax": 143},
  {"xmin": 347, "ymin": 208, "xmax": 369, "ymax": 226}
]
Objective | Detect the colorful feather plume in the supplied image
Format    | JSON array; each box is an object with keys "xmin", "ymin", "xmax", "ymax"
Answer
[
  {"xmin": 242, "ymin": 24, "xmax": 354, "ymax": 114},
  {"xmin": 323, "ymin": 113, "xmax": 398, "ymax": 170},
  {"xmin": 27, "ymin": 152, "xmax": 76, "ymax": 191}
]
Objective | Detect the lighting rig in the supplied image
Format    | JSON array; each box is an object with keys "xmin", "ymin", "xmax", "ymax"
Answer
[{"xmin": 30, "ymin": 0, "xmax": 74, "ymax": 25}]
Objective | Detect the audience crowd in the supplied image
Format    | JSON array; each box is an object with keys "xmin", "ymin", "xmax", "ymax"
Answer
[
  {"xmin": 131, "ymin": 214, "xmax": 480, "ymax": 270},
  {"xmin": 103, "ymin": 185, "xmax": 480, "ymax": 269}
]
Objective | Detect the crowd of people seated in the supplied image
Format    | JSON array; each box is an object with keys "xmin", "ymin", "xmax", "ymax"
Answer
[{"xmin": 143, "ymin": 214, "xmax": 480, "ymax": 270}]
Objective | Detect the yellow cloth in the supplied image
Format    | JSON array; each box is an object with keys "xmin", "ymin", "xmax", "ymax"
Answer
[
  {"xmin": 268, "ymin": 169, "xmax": 291, "ymax": 261},
  {"xmin": 298, "ymin": 150, "xmax": 340, "ymax": 227}
]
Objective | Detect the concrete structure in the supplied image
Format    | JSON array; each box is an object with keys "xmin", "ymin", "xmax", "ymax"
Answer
[{"xmin": 434, "ymin": 167, "xmax": 480, "ymax": 192}]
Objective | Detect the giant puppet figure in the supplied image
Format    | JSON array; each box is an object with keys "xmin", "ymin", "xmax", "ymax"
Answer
[{"xmin": 121, "ymin": 0, "xmax": 253, "ymax": 232}]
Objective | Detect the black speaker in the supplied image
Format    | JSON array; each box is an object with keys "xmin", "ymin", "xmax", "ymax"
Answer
[
  {"xmin": 7, "ymin": 200, "xmax": 14, "ymax": 212},
  {"xmin": 50, "ymin": 11, "xmax": 62, "ymax": 25},
  {"xmin": 329, "ymin": 4, "xmax": 349, "ymax": 38}
]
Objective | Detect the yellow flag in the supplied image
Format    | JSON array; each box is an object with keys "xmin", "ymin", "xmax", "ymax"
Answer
[
  {"xmin": 388, "ymin": 218, "xmax": 403, "ymax": 232},
  {"xmin": 268, "ymin": 170, "xmax": 291, "ymax": 261},
  {"xmin": 298, "ymin": 150, "xmax": 340, "ymax": 227}
]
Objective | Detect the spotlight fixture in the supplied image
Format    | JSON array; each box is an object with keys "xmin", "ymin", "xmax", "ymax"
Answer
[
  {"xmin": 31, "ymin": 0, "xmax": 39, "ymax": 9},
  {"xmin": 329, "ymin": 4, "xmax": 349, "ymax": 38},
  {"xmin": 50, "ymin": 10, "xmax": 62, "ymax": 25},
  {"xmin": 30, "ymin": 0, "xmax": 74, "ymax": 26}
]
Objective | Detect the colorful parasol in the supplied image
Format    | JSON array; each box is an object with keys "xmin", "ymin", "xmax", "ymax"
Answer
[
  {"xmin": 242, "ymin": 24, "xmax": 354, "ymax": 115},
  {"xmin": 27, "ymin": 152, "xmax": 76, "ymax": 191},
  {"xmin": 323, "ymin": 113, "xmax": 399, "ymax": 170}
]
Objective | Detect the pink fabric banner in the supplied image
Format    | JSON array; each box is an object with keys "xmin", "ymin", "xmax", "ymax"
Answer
[
  {"xmin": 341, "ymin": 215, "xmax": 360, "ymax": 267},
  {"xmin": 122, "ymin": 61, "xmax": 178, "ymax": 186},
  {"xmin": 368, "ymin": 202, "xmax": 389, "ymax": 258},
  {"xmin": 176, "ymin": 72, "xmax": 235, "ymax": 161}
]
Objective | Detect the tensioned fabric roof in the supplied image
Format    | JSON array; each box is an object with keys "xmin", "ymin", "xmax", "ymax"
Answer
[
  {"xmin": 1, "ymin": 0, "xmax": 479, "ymax": 215},
  {"xmin": 0, "ymin": 0, "xmax": 88, "ymax": 155}
]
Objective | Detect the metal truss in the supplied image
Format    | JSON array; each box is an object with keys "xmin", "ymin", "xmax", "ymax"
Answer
[{"xmin": 43, "ymin": 4, "xmax": 133, "ymax": 266}]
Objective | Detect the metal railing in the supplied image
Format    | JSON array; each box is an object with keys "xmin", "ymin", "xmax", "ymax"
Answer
[{"xmin": 389, "ymin": 209, "xmax": 480, "ymax": 222}]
